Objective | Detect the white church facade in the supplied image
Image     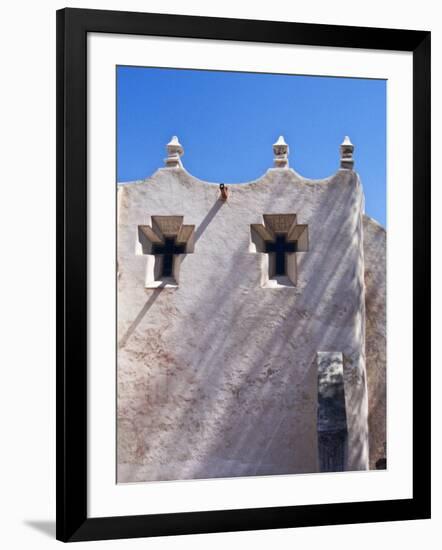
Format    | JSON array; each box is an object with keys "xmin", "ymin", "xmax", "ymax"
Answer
[{"xmin": 117, "ymin": 136, "xmax": 386, "ymax": 482}]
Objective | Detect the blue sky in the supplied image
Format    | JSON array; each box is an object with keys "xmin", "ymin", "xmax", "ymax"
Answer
[{"xmin": 117, "ymin": 66, "xmax": 386, "ymax": 227}]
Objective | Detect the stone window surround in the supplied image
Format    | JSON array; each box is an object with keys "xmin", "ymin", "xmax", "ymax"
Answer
[
  {"xmin": 137, "ymin": 216, "xmax": 195, "ymax": 288},
  {"xmin": 250, "ymin": 214, "xmax": 309, "ymax": 288}
]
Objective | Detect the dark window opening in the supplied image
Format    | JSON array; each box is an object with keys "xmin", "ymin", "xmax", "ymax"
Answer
[
  {"xmin": 265, "ymin": 235, "xmax": 297, "ymax": 275},
  {"xmin": 152, "ymin": 238, "xmax": 185, "ymax": 278}
]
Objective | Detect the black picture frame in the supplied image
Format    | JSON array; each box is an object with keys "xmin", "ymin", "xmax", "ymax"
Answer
[{"xmin": 56, "ymin": 7, "xmax": 431, "ymax": 542}]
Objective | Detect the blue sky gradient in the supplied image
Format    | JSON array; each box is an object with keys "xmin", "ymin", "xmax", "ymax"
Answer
[{"xmin": 117, "ymin": 66, "xmax": 386, "ymax": 226}]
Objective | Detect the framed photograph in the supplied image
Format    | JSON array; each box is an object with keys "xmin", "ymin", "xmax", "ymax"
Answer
[{"xmin": 56, "ymin": 8, "xmax": 431, "ymax": 542}]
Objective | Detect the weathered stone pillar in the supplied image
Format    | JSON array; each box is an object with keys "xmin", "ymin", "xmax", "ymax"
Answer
[{"xmin": 317, "ymin": 351, "xmax": 348, "ymax": 472}]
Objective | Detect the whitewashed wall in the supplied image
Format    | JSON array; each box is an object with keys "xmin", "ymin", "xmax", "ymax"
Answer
[{"xmin": 117, "ymin": 165, "xmax": 369, "ymax": 481}]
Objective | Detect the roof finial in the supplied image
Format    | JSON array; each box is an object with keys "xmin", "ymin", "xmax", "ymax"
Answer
[
  {"xmin": 165, "ymin": 136, "xmax": 184, "ymax": 168},
  {"xmin": 340, "ymin": 136, "xmax": 354, "ymax": 170},
  {"xmin": 273, "ymin": 136, "xmax": 289, "ymax": 168}
]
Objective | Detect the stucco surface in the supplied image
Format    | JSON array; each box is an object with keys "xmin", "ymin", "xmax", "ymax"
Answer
[
  {"xmin": 363, "ymin": 215, "xmax": 387, "ymax": 469},
  {"xmin": 117, "ymin": 166, "xmax": 370, "ymax": 482}
]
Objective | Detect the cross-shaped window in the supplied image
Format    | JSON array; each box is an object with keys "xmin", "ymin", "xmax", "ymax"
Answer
[
  {"xmin": 265, "ymin": 235, "xmax": 297, "ymax": 275},
  {"xmin": 250, "ymin": 214, "xmax": 308, "ymax": 287},
  {"xmin": 152, "ymin": 238, "xmax": 185, "ymax": 278},
  {"xmin": 137, "ymin": 216, "xmax": 195, "ymax": 288}
]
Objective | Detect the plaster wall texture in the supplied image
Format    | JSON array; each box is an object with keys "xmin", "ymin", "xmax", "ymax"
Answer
[
  {"xmin": 117, "ymin": 165, "xmax": 371, "ymax": 482},
  {"xmin": 363, "ymin": 215, "xmax": 387, "ymax": 469}
]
